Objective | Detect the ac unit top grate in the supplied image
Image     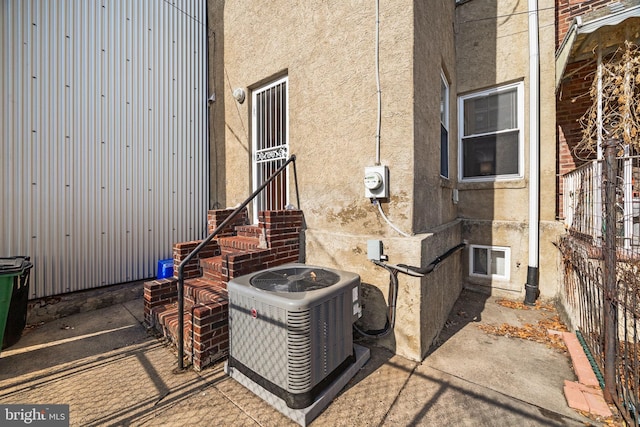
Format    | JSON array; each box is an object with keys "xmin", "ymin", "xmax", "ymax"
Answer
[{"xmin": 249, "ymin": 267, "xmax": 340, "ymax": 292}]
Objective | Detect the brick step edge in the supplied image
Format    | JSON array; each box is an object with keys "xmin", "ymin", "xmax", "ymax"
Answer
[
  {"xmin": 235, "ymin": 225, "xmax": 263, "ymax": 238},
  {"xmin": 552, "ymin": 330, "xmax": 613, "ymax": 418},
  {"xmin": 217, "ymin": 235, "xmax": 264, "ymax": 253},
  {"xmin": 561, "ymin": 331, "xmax": 599, "ymax": 387},
  {"xmin": 563, "ymin": 380, "xmax": 612, "ymax": 418},
  {"xmin": 199, "ymin": 249, "xmax": 273, "ymax": 281},
  {"xmin": 151, "ymin": 293, "xmax": 229, "ymax": 342},
  {"xmin": 150, "ymin": 298, "xmax": 230, "ymax": 371},
  {"xmin": 184, "ymin": 277, "xmax": 228, "ymax": 304}
]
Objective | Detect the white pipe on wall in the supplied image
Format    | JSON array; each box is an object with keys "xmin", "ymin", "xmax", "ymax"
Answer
[
  {"xmin": 525, "ymin": 0, "xmax": 541, "ymax": 305},
  {"xmin": 375, "ymin": 0, "xmax": 382, "ymax": 166}
]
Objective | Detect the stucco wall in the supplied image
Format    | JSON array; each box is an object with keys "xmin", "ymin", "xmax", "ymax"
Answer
[
  {"xmin": 212, "ymin": 1, "xmax": 414, "ymax": 235},
  {"xmin": 413, "ymin": 0, "xmax": 458, "ymax": 232},
  {"xmin": 455, "ymin": 0, "xmax": 560, "ymax": 299},
  {"xmin": 209, "ymin": 0, "xmax": 461, "ymax": 361}
]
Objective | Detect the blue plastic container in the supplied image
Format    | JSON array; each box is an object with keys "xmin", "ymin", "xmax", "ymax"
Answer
[{"xmin": 157, "ymin": 259, "xmax": 174, "ymax": 279}]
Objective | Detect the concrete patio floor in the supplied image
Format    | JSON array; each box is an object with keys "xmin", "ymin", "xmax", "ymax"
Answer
[{"xmin": 0, "ymin": 288, "xmax": 614, "ymax": 426}]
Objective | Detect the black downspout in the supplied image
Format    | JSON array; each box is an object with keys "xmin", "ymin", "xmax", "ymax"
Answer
[{"xmin": 524, "ymin": 266, "xmax": 539, "ymax": 306}]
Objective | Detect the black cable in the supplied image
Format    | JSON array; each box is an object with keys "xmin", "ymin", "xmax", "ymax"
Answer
[
  {"xmin": 353, "ymin": 261, "xmax": 399, "ymax": 339},
  {"xmin": 354, "ymin": 242, "xmax": 466, "ymax": 340},
  {"xmin": 397, "ymin": 242, "xmax": 466, "ymax": 275}
]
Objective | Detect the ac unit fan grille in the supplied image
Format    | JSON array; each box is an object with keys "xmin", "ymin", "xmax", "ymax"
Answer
[{"xmin": 250, "ymin": 267, "xmax": 340, "ymax": 292}]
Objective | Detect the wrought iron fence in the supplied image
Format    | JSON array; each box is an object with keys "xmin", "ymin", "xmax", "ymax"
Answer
[
  {"xmin": 563, "ymin": 154, "xmax": 640, "ymax": 250},
  {"xmin": 561, "ymin": 144, "xmax": 640, "ymax": 425}
]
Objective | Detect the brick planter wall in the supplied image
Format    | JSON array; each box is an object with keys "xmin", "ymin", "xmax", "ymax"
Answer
[
  {"xmin": 173, "ymin": 240, "xmax": 220, "ymax": 279},
  {"xmin": 259, "ymin": 209, "xmax": 304, "ymax": 266},
  {"xmin": 143, "ymin": 278, "xmax": 178, "ymax": 327},
  {"xmin": 207, "ymin": 208, "xmax": 249, "ymax": 236},
  {"xmin": 191, "ymin": 298, "xmax": 229, "ymax": 370}
]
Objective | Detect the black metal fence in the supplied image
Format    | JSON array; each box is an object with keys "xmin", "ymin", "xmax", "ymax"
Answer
[{"xmin": 561, "ymin": 142, "xmax": 640, "ymax": 425}]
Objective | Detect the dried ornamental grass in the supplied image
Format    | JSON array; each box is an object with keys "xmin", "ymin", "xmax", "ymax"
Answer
[{"xmin": 578, "ymin": 41, "xmax": 640, "ymax": 156}]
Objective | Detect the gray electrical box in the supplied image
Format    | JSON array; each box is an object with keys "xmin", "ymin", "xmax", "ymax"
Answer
[{"xmin": 367, "ymin": 240, "xmax": 384, "ymax": 261}]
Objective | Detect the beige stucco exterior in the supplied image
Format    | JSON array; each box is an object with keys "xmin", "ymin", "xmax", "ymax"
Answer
[
  {"xmin": 455, "ymin": 0, "xmax": 560, "ymax": 298},
  {"xmin": 208, "ymin": 0, "xmax": 460, "ymax": 361},
  {"xmin": 208, "ymin": 0, "xmax": 561, "ymax": 360}
]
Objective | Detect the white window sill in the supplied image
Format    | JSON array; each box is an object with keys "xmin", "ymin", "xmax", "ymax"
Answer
[{"xmin": 458, "ymin": 178, "xmax": 526, "ymax": 190}]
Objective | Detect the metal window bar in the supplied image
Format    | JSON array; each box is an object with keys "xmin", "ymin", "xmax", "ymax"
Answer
[
  {"xmin": 253, "ymin": 78, "xmax": 289, "ymax": 222},
  {"xmin": 176, "ymin": 155, "xmax": 299, "ymax": 371}
]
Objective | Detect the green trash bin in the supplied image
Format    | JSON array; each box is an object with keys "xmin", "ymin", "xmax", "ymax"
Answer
[{"xmin": 0, "ymin": 256, "xmax": 33, "ymax": 352}]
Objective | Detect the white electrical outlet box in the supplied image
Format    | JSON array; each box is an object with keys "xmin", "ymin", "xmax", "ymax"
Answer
[{"xmin": 364, "ymin": 166, "xmax": 389, "ymax": 199}]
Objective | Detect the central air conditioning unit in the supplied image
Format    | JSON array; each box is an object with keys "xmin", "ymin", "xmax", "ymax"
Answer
[{"xmin": 225, "ymin": 263, "xmax": 369, "ymax": 426}]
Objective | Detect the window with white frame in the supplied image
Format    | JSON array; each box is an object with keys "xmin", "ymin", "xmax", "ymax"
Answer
[
  {"xmin": 469, "ymin": 245, "xmax": 510, "ymax": 280},
  {"xmin": 440, "ymin": 72, "xmax": 449, "ymax": 179},
  {"xmin": 458, "ymin": 82, "xmax": 523, "ymax": 180}
]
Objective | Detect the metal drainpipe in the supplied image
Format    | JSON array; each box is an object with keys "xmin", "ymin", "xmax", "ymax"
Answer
[{"xmin": 524, "ymin": 0, "xmax": 540, "ymax": 305}]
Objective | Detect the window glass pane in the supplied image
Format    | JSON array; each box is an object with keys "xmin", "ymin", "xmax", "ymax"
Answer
[
  {"xmin": 463, "ymin": 89, "xmax": 516, "ymax": 136},
  {"xmin": 440, "ymin": 73, "xmax": 449, "ymax": 178},
  {"xmin": 472, "ymin": 247, "xmax": 488, "ymax": 275},
  {"xmin": 490, "ymin": 250, "xmax": 506, "ymax": 275},
  {"xmin": 441, "ymin": 124, "xmax": 449, "ymax": 178},
  {"xmin": 462, "ymin": 130, "xmax": 519, "ymax": 178},
  {"xmin": 440, "ymin": 79, "xmax": 448, "ymax": 125}
]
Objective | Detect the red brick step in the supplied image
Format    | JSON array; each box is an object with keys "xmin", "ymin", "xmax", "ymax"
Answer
[{"xmin": 144, "ymin": 208, "xmax": 303, "ymax": 371}]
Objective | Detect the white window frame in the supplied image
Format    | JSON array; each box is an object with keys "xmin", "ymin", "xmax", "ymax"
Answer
[
  {"xmin": 469, "ymin": 244, "xmax": 510, "ymax": 280},
  {"xmin": 440, "ymin": 71, "xmax": 450, "ymax": 179},
  {"xmin": 458, "ymin": 82, "xmax": 524, "ymax": 182}
]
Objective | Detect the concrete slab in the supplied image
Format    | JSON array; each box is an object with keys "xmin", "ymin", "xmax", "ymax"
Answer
[
  {"xmin": 312, "ymin": 348, "xmax": 417, "ymax": 427},
  {"xmin": 416, "ymin": 290, "xmax": 595, "ymax": 425},
  {"xmin": 384, "ymin": 363, "xmax": 586, "ymax": 426},
  {"xmin": 425, "ymin": 330, "xmax": 577, "ymax": 417},
  {"xmin": 0, "ymin": 290, "xmax": 616, "ymax": 426},
  {"xmin": 225, "ymin": 345, "xmax": 370, "ymax": 426},
  {"xmin": 0, "ymin": 301, "xmax": 150, "ymax": 380}
]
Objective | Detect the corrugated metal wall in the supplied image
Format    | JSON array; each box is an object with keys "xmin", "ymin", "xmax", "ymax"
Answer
[{"xmin": 1, "ymin": 0, "xmax": 209, "ymax": 298}]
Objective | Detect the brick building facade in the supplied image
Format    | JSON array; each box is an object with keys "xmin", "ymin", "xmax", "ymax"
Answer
[{"xmin": 555, "ymin": 0, "xmax": 640, "ymax": 218}]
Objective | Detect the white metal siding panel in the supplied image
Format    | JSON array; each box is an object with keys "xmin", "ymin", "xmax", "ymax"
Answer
[{"xmin": 1, "ymin": 0, "xmax": 209, "ymax": 298}]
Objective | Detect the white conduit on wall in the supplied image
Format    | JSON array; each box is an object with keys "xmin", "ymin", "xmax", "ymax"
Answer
[
  {"xmin": 372, "ymin": 0, "xmax": 411, "ymax": 238},
  {"xmin": 375, "ymin": 200, "xmax": 412, "ymax": 238},
  {"xmin": 525, "ymin": 0, "xmax": 541, "ymax": 304},
  {"xmin": 375, "ymin": 0, "xmax": 382, "ymax": 166}
]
